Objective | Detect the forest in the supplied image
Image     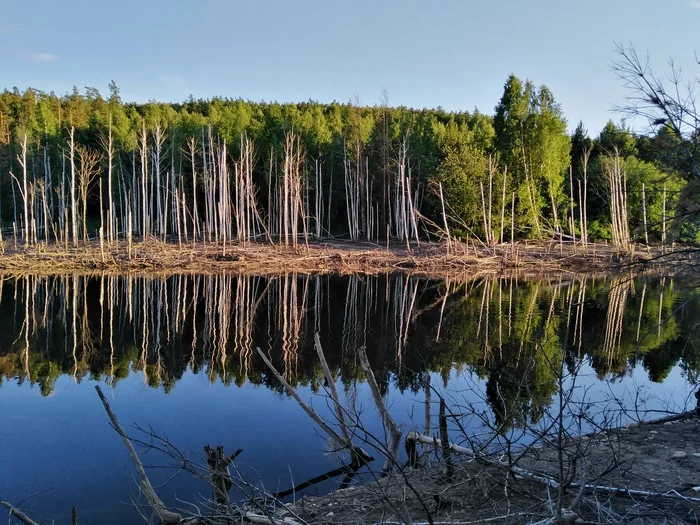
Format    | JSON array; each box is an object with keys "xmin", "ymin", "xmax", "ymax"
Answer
[{"xmin": 0, "ymin": 73, "xmax": 694, "ymax": 251}]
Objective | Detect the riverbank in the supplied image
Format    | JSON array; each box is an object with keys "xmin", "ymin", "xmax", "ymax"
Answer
[
  {"xmin": 0, "ymin": 238, "xmax": 689, "ymax": 277},
  {"xmin": 292, "ymin": 412, "xmax": 700, "ymax": 524}
]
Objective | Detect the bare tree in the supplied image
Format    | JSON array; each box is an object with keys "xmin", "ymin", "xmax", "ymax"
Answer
[
  {"xmin": 76, "ymin": 145, "xmax": 102, "ymax": 244},
  {"xmin": 612, "ymin": 43, "xmax": 699, "ymax": 178},
  {"xmin": 99, "ymin": 116, "xmax": 116, "ymax": 244},
  {"xmin": 602, "ymin": 148, "xmax": 630, "ymax": 250},
  {"xmin": 8, "ymin": 131, "xmax": 30, "ymax": 244},
  {"xmin": 69, "ymin": 127, "xmax": 79, "ymax": 247}
]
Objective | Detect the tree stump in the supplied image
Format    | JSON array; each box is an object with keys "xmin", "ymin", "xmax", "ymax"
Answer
[{"xmin": 204, "ymin": 445, "xmax": 243, "ymax": 506}]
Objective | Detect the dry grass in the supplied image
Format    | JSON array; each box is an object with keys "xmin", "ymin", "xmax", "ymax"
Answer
[{"xmin": 0, "ymin": 237, "xmax": 686, "ymax": 278}]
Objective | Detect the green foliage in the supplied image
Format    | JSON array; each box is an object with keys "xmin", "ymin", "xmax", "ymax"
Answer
[
  {"xmin": 494, "ymin": 75, "xmax": 570, "ymax": 237},
  {"xmin": 433, "ymin": 120, "xmax": 490, "ymax": 231},
  {"xmin": 0, "ymin": 80, "xmax": 691, "ymax": 244},
  {"xmin": 587, "ymin": 219, "xmax": 612, "ymax": 241},
  {"xmin": 622, "ymin": 156, "xmax": 684, "ymax": 242},
  {"xmin": 598, "ymin": 120, "xmax": 637, "ymax": 157},
  {"xmin": 572, "ymin": 120, "xmax": 692, "ymax": 244}
]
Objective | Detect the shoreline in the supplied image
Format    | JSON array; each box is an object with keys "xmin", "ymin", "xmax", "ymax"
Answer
[
  {"xmin": 0, "ymin": 238, "xmax": 686, "ymax": 277},
  {"xmin": 292, "ymin": 411, "xmax": 700, "ymax": 524}
]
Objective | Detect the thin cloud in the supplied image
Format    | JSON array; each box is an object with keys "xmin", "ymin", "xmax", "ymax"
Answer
[
  {"xmin": 690, "ymin": 1, "xmax": 700, "ymax": 8},
  {"xmin": 27, "ymin": 53, "xmax": 57, "ymax": 61},
  {"xmin": 0, "ymin": 27, "xmax": 23, "ymax": 35}
]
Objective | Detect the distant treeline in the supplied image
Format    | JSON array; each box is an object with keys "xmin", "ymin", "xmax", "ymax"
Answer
[{"xmin": 0, "ymin": 76, "xmax": 694, "ymax": 246}]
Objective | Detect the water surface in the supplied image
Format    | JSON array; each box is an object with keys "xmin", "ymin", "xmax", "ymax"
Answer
[{"xmin": 1, "ymin": 273, "xmax": 698, "ymax": 524}]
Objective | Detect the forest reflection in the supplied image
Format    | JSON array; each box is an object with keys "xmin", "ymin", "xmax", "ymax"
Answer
[{"xmin": 1, "ymin": 272, "xmax": 698, "ymax": 424}]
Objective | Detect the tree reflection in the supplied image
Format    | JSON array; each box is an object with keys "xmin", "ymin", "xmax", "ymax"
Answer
[{"xmin": 0, "ymin": 272, "xmax": 698, "ymax": 427}]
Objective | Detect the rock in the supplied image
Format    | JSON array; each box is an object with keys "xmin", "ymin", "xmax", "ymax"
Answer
[
  {"xmin": 325, "ymin": 511, "xmax": 334, "ymax": 517},
  {"xmin": 649, "ymin": 430, "xmax": 658, "ymax": 434},
  {"xmin": 672, "ymin": 451, "xmax": 687, "ymax": 459},
  {"xmin": 693, "ymin": 453, "xmax": 700, "ymax": 458}
]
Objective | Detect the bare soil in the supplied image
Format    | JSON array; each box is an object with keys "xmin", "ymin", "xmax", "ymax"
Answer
[
  {"xmin": 289, "ymin": 414, "xmax": 700, "ymax": 524},
  {"xmin": 0, "ymin": 238, "xmax": 687, "ymax": 278}
]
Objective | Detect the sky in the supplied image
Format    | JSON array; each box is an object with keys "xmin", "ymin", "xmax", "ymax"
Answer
[{"xmin": 0, "ymin": 0, "xmax": 698, "ymax": 136}]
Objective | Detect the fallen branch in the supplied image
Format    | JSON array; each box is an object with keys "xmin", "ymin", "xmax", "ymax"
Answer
[
  {"xmin": 528, "ymin": 510, "xmax": 580, "ymax": 525},
  {"xmin": 357, "ymin": 345, "xmax": 402, "ymax": 472},
  {"xmin": 95, "ymin": 385, "xmax": 182, "ymax": 524},
  {"xmin": 634, "ymin": 409, "xmax": 697, "ymax": 425},
  {"xmin": 274, "ymin": 463, "xmax": 360, "ymax": 499},
  {"xmin": 406, "ymin": 431, "xmax": 474, "ymax": 455},
  {"xmin": 314, "ymin": 333, "xmax": 353, "ymax": 448},
  {"xmin": 561, "ymin": 482, "xmax": 700, "ymax": 504},
  {"xmin": 244, "ymin": 512, "xmax": 304, "ymax": 525},
  {"xmin": 0, "ymin": 500, "xmax": 40, "ymax": 525},
  {"xmin": 407, "ymin": 430, "xmax": 700, "ymax": 506},
  {"xmin": 374, "ymin": 512, "xmax": 532, "ymax": 525},
  {"xmin": 255, "ymin": 347, "xmax": 373, "ymax": 463}
]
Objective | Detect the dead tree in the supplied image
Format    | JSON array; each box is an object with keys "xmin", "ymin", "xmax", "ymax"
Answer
[
  {"xmin": 602, "ymin": 149, "xmax": 630, "ymax": 250},
  {"xmin": 76, "ymin": 145, "xmax": 102, "ymax": 244},
  {"xmin": 613, "ymin": 43, "xmax": 699, "ymax": 179}
]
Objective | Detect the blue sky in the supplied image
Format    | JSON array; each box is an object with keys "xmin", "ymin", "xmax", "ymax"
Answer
[{"xmin": 1, "ymin": 0, "xmax": 698, "ymax": 135}]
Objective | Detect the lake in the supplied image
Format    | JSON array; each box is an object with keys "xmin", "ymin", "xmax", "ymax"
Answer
[{"xmin": 1, "ymin": 272, "xmax": 698, "ymax": 524}]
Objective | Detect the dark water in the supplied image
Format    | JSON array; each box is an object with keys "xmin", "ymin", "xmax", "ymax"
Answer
[{"xmin": 1, "ymin": 273, "xmax": 699, "ymax": 524}]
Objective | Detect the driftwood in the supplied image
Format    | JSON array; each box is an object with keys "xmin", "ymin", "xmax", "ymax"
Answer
[
  {"xmin": 255, "ymin": 346, "xmax": 374, "ymax": 463},
  {"xmin": 406, "ymin": 430, "xmax": 700, "ymax": 505},
  {"xmin": 374, "ymin": 513, "xmax": 531, "ymax": 525},
  {"xmin": 528, "ymin": 510, "xmax": 580, "ymax": 525},
  {"xmin": 313, "ymin": 333, "xmax": 355, "ymax": 456},
  {"xmin": 275, "ymin": 462, "xmax": 361, "ymax": 500},
  {"xmin": 406, "ymin": 431, "xmax": 474, "ymax": 455},
  {"xmin": 0, "ymin": 500, "xmax": 40, "ymax": 525},
  {"xmin": 243, "ymin": 512, "xmax": 303, "ymax": 525},
  {"xmin": 95, "ymin": 385, "xmax": 182, "ymax": 524}
]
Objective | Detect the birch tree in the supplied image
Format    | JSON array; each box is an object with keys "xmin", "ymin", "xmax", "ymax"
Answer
[{"xmin": 76, "ymin": 144, "xmax": 102, "ymax": 243}]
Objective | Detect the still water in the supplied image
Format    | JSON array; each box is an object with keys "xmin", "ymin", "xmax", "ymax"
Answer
[{"xmin": 1, "ymin": 273, "xmax": 698, "ymax": 524}]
